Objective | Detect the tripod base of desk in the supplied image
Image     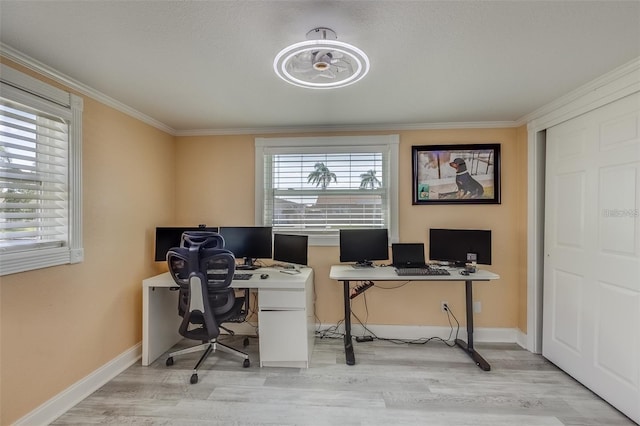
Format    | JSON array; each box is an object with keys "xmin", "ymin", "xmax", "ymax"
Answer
[{"xmin": 455, "ymin": 338, "xmax": 491, "ymax": 371}]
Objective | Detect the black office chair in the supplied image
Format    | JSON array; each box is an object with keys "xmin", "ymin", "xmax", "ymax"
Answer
[{"xmin": 165, "ymin": 231, "xmax": 250, "ymax": 384}]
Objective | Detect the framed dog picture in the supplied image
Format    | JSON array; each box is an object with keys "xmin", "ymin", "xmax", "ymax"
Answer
[{"xmin": 412, "ymin": 143, "xmax": 501, "ymax": 205}]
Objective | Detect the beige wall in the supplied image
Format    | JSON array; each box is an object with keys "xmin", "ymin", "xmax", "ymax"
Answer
[
  {"xmin": 0, "ymin": 58, "xmax": 529, "ymax": 425},
  {"xmin": 175, "ymin": 128, "xmax": 527, "ymax": 328},
  {"xmin": 0, "ymin": 59, "xmax": 176, "ymax": 425}
]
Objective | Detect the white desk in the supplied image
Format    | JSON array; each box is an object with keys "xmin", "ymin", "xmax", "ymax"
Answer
[
  {"xmin": 329, "ymin": 265, "xmax": 499, "ymax": 370},
  {"xmin": 142, "ymin": 267, "xmax": 314, "ymax": 368}
]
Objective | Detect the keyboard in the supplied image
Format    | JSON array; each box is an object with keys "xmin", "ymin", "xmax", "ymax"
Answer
[
  {"xmin": 395, "ymin": 267, "xmax": 450, "ymax": 276},
  {"xmin": 233, "ymin": 273, "xmax": 253, "ymax": 281}
]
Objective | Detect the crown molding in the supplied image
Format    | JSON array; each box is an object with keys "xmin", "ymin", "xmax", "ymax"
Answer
[
  {"xmin": 174, "ymin": 120, "xmax": 519, "ymax": 137},
  {"xmin": 517, "ymin": 56, "xmax": 640, "ymax": 128},
  {"xmin": 0, "ymin": 43, "xmax": 176, "ymax": 135}
]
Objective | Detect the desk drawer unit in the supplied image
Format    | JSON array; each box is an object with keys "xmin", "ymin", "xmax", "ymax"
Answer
[
  {"xmin": 258, "ymin": 287, "xmax": 312, "ymax": 368},
  {"xmin": 258, "ymin": 288, "xmax": 305, "ymax": 310},
  {"xmin": 258, "ymin": 310, "xmax": 308, "ymax": 367}
]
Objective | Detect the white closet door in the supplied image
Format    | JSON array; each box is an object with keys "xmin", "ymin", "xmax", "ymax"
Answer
[{"xmin": 543, "ymin": 92, "xmax": 640, "ymax": 423}]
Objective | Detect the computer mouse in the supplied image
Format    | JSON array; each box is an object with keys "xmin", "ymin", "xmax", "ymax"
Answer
[{"xmin": 260, "ymin": 273, "xmax": 269, "ymax": 279}]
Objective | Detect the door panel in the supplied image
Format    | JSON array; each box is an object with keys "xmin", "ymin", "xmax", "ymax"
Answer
[
  {"xmin": 550, "ymin": 270, "xmax": 583, "ymax": 354},
  {"xmin": 544, "ymin": 92, "xmax": 640, "ymax": 423},
  {"xmin": 555, "ymin": 172, "xmax": 586, "ymax": 248},
  {"xmin": 595, "ymin": 282, "xmax": 639, "ymax": 386},
  {"xmin": 599, "ymin": 165, "xmax": 637, "ymax": 255}
]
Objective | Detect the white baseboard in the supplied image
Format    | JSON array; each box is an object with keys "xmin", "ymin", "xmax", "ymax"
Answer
[
  {"xmin": 14, "ymin": 343, "xmax": 141, "ymax": 426},
  {"xmin": 318, "ymin": 323, "xmax": 520, "ymax": 344},
  {"xmin": 516, "ymin": 329, "xmax": 528, "ymax": 350}
]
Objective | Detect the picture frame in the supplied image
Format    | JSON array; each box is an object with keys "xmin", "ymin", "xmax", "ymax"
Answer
[{"xmin": 412, "ymin": 143, "xmax": 501, "ymax": 205}]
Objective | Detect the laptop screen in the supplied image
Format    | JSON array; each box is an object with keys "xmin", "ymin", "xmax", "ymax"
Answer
[{"xmin": 392, "ymin": 243, "xmax": 426, "ymax": 267}]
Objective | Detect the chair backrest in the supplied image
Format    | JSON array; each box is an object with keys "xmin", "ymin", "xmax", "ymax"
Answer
[
  {"xmin": 181, "ymin": 231, "xmax": 225, "ymax": 250},
  {"xmin": 167, "ymin": 231, "xmax": 227, "ymax": 283},
  {"xmin": 167, "ymin": 231, "xmax": 236, "ymax": 342}
]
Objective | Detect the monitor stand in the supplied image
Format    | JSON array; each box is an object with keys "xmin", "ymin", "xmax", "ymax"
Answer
[
  {"xmin": 351, "ymin": 260, "xmax": 374, "ymax": 269},
  {"xmin": 236, "ymin": 257, "xmax": 259, "ymax": 270},
  {"xmin": 280, "ymin": 264, "xmax": 301, "ymax": 275}
]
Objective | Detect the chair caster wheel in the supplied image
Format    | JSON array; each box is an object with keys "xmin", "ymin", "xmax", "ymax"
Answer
[
  {"xmin": 243, "ymin": 337, "xmax": 250, "ymax": 347},
  {"xmin": 190, "ymin": 373, "xmax": 198, "ymax": 384},
  {"xmin": 243, "ymin": 359, "xmax": 250, "ymax": 368},
  {"xmin": 166, "ymin": 357, "xmax": 174, "ymax": 366}
]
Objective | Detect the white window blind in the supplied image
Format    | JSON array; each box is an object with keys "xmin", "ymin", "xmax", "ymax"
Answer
[
  {"xmin": 256, "ymin": 136, "xmax": 399, "ymax": 246},
  {"xmin": 0, "ymin": 64, "xmax": 83, "ymax": 275},
  {"xmin": 0, "ymin": 100, "xmax": 69, "ymax": 252}
]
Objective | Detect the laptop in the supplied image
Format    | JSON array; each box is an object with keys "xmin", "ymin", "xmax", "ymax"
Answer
[{"xmin": 391, "ymin": 243, "xmax": 428, "ymax": 268}]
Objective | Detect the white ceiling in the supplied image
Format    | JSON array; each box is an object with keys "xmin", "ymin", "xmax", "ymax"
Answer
[{"xmin": 1, "ymin": 1, "xmax": 639, "ymax": 134}]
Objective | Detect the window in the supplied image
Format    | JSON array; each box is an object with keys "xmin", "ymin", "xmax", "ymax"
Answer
[
  {"xmin": 255, "ymin": 135, "xmax": 399, "ymax": 246},
  {"xmin": 0, "ymin": 64, "xmax": 83, "ymax": 275}
]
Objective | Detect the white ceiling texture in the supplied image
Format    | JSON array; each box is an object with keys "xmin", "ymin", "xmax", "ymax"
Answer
[{"xmin": 1, "ymin": 0, "xmax": 639, "ymax": 134}]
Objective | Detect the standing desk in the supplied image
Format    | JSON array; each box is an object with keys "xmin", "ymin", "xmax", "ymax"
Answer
[
  {"xmin": 329, "ymin": 265, "xmax": 499, "ymax": 371},
  {"xmin": 142, "ymin": 267, "xmax": 314, "ymax": 368}
]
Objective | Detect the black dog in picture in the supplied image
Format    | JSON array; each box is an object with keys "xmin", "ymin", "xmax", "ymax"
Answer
[{"xmin": 449, "ymin": 158, "xmax": 484, "ymax": 198}]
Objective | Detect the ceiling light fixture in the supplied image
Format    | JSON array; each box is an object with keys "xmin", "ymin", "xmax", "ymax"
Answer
[{"xmin": 273, "ymin": 27, "xmax": 370, "ymax": 89}]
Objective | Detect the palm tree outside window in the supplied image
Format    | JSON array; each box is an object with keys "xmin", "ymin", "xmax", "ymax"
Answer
[
  {"xmin": 359, "ymin": 169, "xmax": 381, "ymax": 189},
  {"xmin": 307, "ymin": 162, "xmax": 337, "ymax": 189}
]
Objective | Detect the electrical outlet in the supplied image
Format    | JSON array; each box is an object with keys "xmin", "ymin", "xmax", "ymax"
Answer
[
  {"xmin": 441, "ymin": 301, "xmax": 449, "ymax": 312},
  {"xmin": 473, "ymin": 301, "xmax": 482, "ymax": 314}
]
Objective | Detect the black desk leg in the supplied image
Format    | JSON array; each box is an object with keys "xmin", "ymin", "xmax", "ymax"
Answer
[
  {"xmin": 343, "ymin": 280, "xmax": 355, "ymax": 365},
  {"xmin": 454, "ymin": 280, "xmax": 491, "ymax": 371}
]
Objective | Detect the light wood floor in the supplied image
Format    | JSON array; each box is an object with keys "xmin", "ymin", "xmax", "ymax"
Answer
[{"xmin": 52, "ymin": 336, "xmax": 636, "ymax": 425}]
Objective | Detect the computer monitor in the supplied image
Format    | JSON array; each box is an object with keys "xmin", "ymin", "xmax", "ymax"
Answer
[
  {"xmin": 154, "ymin": 226, "xmax": 219, "ymax": 261},
  {"xmin": 273, "ymin": 234, "xmax": 308, "ymax": 272},
  {"xmin": 339, "ymin": 228, "xmax": 389, "ymax": 267},
  {"xmin": 428, "ymin": 228, "xmax": 492, "ymax": 266},
  {"xmin": 218, "ymin": 226, "xmax": 273, "ymax": 269}
]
